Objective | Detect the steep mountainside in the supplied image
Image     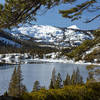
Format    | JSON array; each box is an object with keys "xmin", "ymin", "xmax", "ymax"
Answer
[
  {"xmin": 65, "ymin": 29, "xmax": 100, "ymax": 63},
  {"xmin": 0, "ymin": 29, "xmax": 57, "ymax": 54},
  {"xmin": 9, "ymin": 25, "xmax": 93, "ymax": 47},
  {"xmin": 0, "ymin": 24, "xmax": 94, "ymax": 54}
]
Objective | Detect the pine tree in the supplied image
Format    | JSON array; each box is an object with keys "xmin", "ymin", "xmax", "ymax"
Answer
[
  {"xmin": 71, "ymin": 68, "xmax": 83, "ymax": 85},
  {"xmin": 8, "ymin": 67, "xmax": 18, "ymax": 96},
  {"xmin": 71, "ymin": 70, "xmax": 76, "ymax": 85},
  {"xmin": 49, "ymin": 68, "xmax": 56, "ymax": 89},
  {"xmin": 49, "ymin": 80, "xmax": 54, "ymax": 89},
  {"xmin": 51, "ymin": 68, "xmax": 56, "ymax": 86},
  {"xmin": 63, "ymin": 73, "xmax": 71, "ymax": 86},
  {"xmin": 0, "ymin": 0, "xmax": 61, "ymax": 28},
  {"xmin": 32, "ymin": 81, "xmax": 40, "ymax": 92},
  {"xmin": 16, "ymin": 64, "xmax": 26, "ymax": 96},
  {"xmin": 75, "ymin": 68, "xmax": 83, "ymax": 84},
  {"xmin": 8, "ymin": 65, "xmax": 26, "ymax": 97},
  {"xmin": 59, "ymin": 0, "xmax": 99, "ymax": 23},
  {"xmin": 4, "ymin": 91, "xmax": 8, "ymax": 96},
  {"xmin": 54, "ymin": 73, "xmax": 62, "ymax": 89}
]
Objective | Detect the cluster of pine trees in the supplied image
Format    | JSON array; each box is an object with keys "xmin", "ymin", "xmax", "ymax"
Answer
[
  {"xmin": 62, "ymin": 30, "xmax": 100, "ymax": 62},
  {"xmin": 8, "ymin": 65, "xmax": 27, "ymax": 97},
  {"xmin": 7, "ymin": 66, "xmax": 84, "ymax": 97},
  {"xmin": 49, "ymin": 68, "xmax": 83, "ymax": 89},
  {"xmin": 2, "ymin": 65, "xmax": 100, "ymax": 100}
]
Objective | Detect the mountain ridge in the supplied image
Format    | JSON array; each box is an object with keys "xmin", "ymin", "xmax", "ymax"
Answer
[{"xmin": 9, "ymin": 24, "xmax": 94, "ymax": 47}]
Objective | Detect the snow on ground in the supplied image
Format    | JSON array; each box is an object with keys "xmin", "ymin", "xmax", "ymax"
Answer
[
  {"xmin": 82, "ymin": 44, "xmax": 100, "ymax": 59},
  {"xmin": 10, "ymin": 25, "xmax": 93, "ymax": 46},
  {"xmin": 0, "ymin": 53, "xmax": 100, "ymax": 65}
]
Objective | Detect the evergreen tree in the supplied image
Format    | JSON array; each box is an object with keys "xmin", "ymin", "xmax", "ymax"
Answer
[
  {"xmin": 75, "ymin": 68, "xmax": 83, "ymax": 84},
  {"xmin": 54, "ymin": 73, "xmax": 62, "ymax": 89},
  {"xmin": 63, "ymin": 73, "xmax": 71, "ymax": 86},
  {"xmin": 8, "ymin": 65, "xmax": 26, "ymax": 97},
  {"xmin": 0, "ymin": 0, "xmax": 99, "ymax": 29},
  {"xmin": 8, "ymin": 67, "xmax": 18, "ymax": 96},
  {"xmin": 4, "ymin": 91, "xmax": 8, "ymax": 96},
  {"xmin": 87, "ymin": 71, "xmax": 96, "ymax": 83},
  {"xmin": 49, "ymin": 80, "xmax": 54, "ymax": 89},
  {"xmin": 51, "ymin": 68, "xmax": 56, "ymax": 86},
  {"xmin": 0, "ymin": 0, "xmax": 61, "ymax": 28},
  {"xmin": 71, "ymin": 70, "xmax": 76, "ymax": 85},
  {"xmin": 16, "ymin": 64, "xmax": 25, "ymax": 96},
  {"xmin": 59, "ymin": 0, "xmax": 99, "ymax": 23},
  {"xmin": 32, "ymin": 81, "xmax": 40, "ymax": 92},
  {"xmin": 71, "ymin": 68, "xmax": 83, "ymax": 85}
]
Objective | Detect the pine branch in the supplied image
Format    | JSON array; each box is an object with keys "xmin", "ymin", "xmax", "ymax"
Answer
[{"xmin": 85, "ymin": 14, "xmax": 100, "ymax": 23}]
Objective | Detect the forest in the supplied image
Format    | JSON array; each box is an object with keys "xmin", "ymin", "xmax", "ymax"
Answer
[
  {"xmin": 0, "ymin": 65, "xmax": 99, "ymax": 100},
  {"xmin": 0, "ymin": 0, "xmax": 100, "ymax": 100}
]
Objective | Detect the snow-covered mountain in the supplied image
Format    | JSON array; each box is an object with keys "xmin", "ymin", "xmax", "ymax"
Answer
[{"xmin": 10, "ymin": 25, "xmax": 93, "ymax": 46}]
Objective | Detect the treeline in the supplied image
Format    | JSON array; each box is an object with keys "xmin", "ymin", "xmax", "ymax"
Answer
[
  {"xmin": 0, "ymin": 45, "xmax": 57, "ymax": 58},
  {"xmin": 62, "ymin": 29, "xmax": 100, "ymax": 62},
  {"xmin": 0, "ymin": 30, "xmax": 58, "ymax": 55},
  {"xmin": 1, "ymin": 65, "xmax": 100, "ymax": 100},
  {"xmin": 25, "ymin": 82, "xmax": 100, "ymax": 100}
]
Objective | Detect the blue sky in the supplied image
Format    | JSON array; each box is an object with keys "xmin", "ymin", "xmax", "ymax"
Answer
[{"xmin": 0, "ymin": 0, "xmax": 100, "ymax": 30}]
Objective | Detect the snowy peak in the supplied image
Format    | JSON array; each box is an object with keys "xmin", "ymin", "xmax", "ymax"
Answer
[
  {"xmin": 67, "ymin": 25, "xmax": 79, "ymax": 29},
  {"xmin": 9, "ymin": 25, "xmax": 94, "ymax": 47},
  {"xmin": 12, "ymin": 25, "xmax": 62, "ymax": 36}
]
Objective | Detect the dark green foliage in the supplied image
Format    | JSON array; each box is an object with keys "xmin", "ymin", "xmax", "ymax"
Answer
[
  {"xmin": 0, "ymin": 30, "xmax": 58, "ymax": 56},
  {"xmin": 0, "ymin": 0, "xmax": 61, "ymax": 28},
  {"xmin": 49, "ymin": 68, "xmax": 56, "ymax": 89},
  {"xmin": 87, "ymin": 71, "xmax": 95, "ymax": 82},
  {"xmin": 64, "ymin": 68, "xmax": 83, "ymax": 86},
  {"xmin": 59, "ymin": 0, "xmax": 99, "ymax": 23},
  {"xmin": 32, "ymin": 81, "xmax": 41, "ymax": 92},
  {"xmin": 86, "ymin": 65, "xmax": 96, "ymax": 70},
  {"xmin": 71, "ymin": 68, "xmax": 83, "ymax": 85},
  {"xmin": 67, "ymin": 40, "xmax": 95, "ymax": 60},
  {"xmin": 8, "ymin": 65, "xmax": 27, "ymax": 97},
  {"xmin": 54, "ymin": 73, "xmax": 62, "ymax": 89},
  {"xmin": 63, "ymin": 74, "xmax": 71, "ymax": 85},
  {"xmin": 16, "ymin": 65, "xmax": 23, "ymax": 96},
  {"xmin": 8, "ymin": 67, "xmax": 18, "ymax": 96},
  {"xmin": 94, "ymin": 30, "xmax": 100, "ymax": 38},
  {"xmin": 84, "ymin": 48, "xmax": 100, "ymax": 63},
  {"xmin": 1, "ymin": 82, "xmax": 100, "ymax": 100},
  {"xmin": 4, "ymin": 91, "xmax": 8, "ymax": 96},
  {"xmin": 21, "ymin": 82, "xmax": 100, "ymax": 100},
  {"xmin": 51, "ymin": 68, "xmax": 56, "ymax": 86},
  {"xmin": 61, "ymin": 30, "xmax": 100, "ymax": 62},
  {"xmin": 49, "ymin": 80, "xmax": 54, "ymax": 89},
  {"xmin": 75, "ymin": 68, "xmax": 83, "ymax": 84},
  {"xmin": 0, "ymin": 0, "xmax": 98, "ymax": 28},
  {"xmin": 66, "ymin": 30, "xmax": 100, "ymax": 61}
]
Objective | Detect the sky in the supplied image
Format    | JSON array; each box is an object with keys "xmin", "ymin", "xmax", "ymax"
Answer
[{"xmin": 0, "ymin": 0, "xmax": 100, "ymax": 30}]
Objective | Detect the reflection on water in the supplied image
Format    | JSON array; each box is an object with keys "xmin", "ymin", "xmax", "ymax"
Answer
[{"xmin": 0, "ymin": 63, "xmax": 88, "ymax": 95}]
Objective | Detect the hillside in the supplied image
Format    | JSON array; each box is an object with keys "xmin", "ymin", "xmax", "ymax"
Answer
[
  {"xmin": 1, "ymin": 24, "xmax": 99, "ymax": 64},
  {"xmin": 9, "ymin": 25, "xmax": 93, "ymax": 47},
  {"xmin": 65, "ymin": 29, "xmax": 100, "ymax": 63},
  {"xmin": 0, "ymin": 29, "xmax": 56, "ymax": 54}
]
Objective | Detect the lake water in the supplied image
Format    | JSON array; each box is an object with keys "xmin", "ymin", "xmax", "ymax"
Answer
[{"xmin": 0, "ymin": 63, "xmax": 88, "ymax": 94}]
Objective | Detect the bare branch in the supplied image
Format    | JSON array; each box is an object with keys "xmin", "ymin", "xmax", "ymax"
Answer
[{"xmin": 85, "ymin": 14, "xmax": 100, "ymax": 23}]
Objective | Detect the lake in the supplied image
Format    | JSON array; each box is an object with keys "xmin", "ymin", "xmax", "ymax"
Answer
[{"xmin": 0, "ymin": 63, "xmax": 88, "ymax": 95}]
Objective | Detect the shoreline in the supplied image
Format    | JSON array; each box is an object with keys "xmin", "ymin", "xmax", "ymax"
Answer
[
  {"xmin": 27, "ymin": 58, "xmax": 100, "ymax": 66},
  {"xmin": 0, "ymin": 58, "xmax": 100, "ymax": 66}
]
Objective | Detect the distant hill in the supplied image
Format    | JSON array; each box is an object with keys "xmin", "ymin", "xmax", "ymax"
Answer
[
  {"xmin": 65, "ymin": 29, "xmax": 100, "ymax": 63},
  {"xmin": 7, "ymin": 24, "xmax": 94, "ymax": 47},
  {"xmin": 0, "ymin": 24, "xmax": 95, "ymax": 58}
]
